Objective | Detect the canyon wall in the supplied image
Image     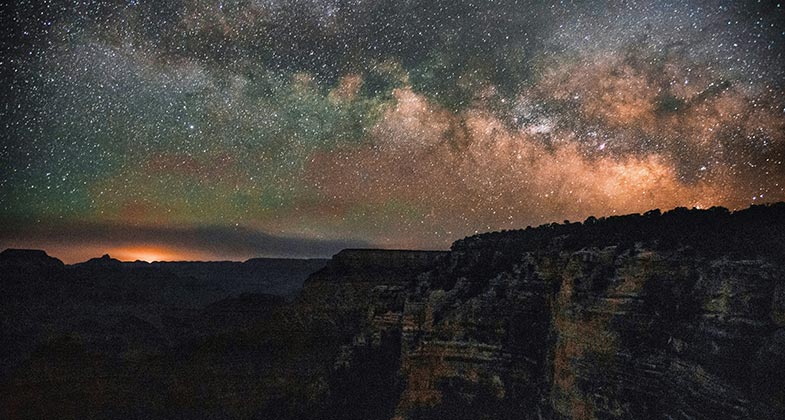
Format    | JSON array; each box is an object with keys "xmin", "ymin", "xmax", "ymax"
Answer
[{"xmin": 308, "ymin": 204, "xmax": 785, "ymax": 420}]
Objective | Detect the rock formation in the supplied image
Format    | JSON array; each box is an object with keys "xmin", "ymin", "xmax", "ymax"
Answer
[
  {"xmin": 1, "ymin": 203, "xmax": 784, "ymax": 419},
  {"xmin": 296, "ymin": 204, "xmax": 785, "ymax": 419}
]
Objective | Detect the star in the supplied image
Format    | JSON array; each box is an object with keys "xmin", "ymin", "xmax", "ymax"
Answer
[{"xmin": 0, "ymin": 0, "xmax": 783, "ymax": 262}]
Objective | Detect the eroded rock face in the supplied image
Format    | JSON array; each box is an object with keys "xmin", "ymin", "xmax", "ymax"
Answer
[
  {"xmin": 389, "ymin": 248, "xmax": 784, "ymax": 420},
  {"xmin": 290, "ymin": 250, "xmax": 449, "ymax": 420},
  {"xmin": 315, "ymin": 204, "xmax": 785, "ymax": 420}
]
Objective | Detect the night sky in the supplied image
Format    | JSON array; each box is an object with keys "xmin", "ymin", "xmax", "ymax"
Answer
[{"xmin": 1, "ymin": 1, "xmax": 784, "ymax": 262}]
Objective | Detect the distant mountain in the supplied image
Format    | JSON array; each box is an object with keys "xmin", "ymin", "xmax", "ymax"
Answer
[
  {"xmin": 0, "ymin": 248, "xmax": 64, "ymax": 275},
  {"xmin": 0, "ymin": 250, "xmax": 327, "ymax": 411}
]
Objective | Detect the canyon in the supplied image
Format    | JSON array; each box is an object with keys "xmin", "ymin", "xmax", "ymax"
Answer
[{"xmin": 2, "ymin": 203, "xmax": 784, "ymax": 419}]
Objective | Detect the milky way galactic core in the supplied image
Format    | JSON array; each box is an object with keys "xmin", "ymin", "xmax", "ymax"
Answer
[{"xmin": 1, "ymin": 1, "xmax": 783, "ymax": 261}]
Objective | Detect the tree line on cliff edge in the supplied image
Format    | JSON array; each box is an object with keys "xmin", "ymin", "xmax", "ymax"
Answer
[{"xmin": 452, "ymin": 202, "xmax": 785, "ymax": 260}]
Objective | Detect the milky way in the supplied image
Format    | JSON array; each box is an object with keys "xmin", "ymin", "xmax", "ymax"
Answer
[{"xmin": 1, "ymin": 1, "xmax": 784, "ymax": 261}]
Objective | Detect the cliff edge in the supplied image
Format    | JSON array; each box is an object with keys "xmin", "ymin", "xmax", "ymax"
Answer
[{"xmin": 302, "ymin": 204, "xmax": 785, "ymax": 420}]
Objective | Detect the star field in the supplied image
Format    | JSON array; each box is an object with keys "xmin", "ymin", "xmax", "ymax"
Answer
[{"xmin": 1, "ymin": 0, "xmax": 784, "ymax": 261}]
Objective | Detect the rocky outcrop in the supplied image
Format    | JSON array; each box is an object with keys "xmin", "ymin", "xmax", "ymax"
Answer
[
  {"xmin": 391, "ymin": 247, "xmax": 784, "ymax": 420},
  {"xmin": 311, "ymin": 204, "xmax": 785, "ymax": 420},
  {"xmin": 0, "ymin": 248, "xmax": 65, "ymax": 276},
  {"xmin": 75, "ymin": 253, "xmax": 124, "ymax": 268},
  {"xmin": 297, "ymin": 249, "xmax": 448, "ymax": 325},
  {"xmin": 288, "ymin": 249, "xmax": 448, "ymax": 419}
]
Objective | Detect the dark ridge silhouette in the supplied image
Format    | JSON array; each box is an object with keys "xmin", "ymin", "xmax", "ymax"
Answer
[
  {"xmin": 455, "ymin": 202, "xmax": 785, "ymax": 257},
  {"xmin": 0, "ymin": 248, "xmax": 64, "ymax": 272}
]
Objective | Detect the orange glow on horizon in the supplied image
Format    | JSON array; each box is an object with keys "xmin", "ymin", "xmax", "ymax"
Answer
[
  {"xmin": 106, "ymin": 246, "xmax": 188, "ymax": 262},
  {"xmin": 103, "ymin": 245, "xmax": 244, "ymax": 262},
  {"xmin": 0, "ymin": 240, "xmax": 238, "ymax": 264}
]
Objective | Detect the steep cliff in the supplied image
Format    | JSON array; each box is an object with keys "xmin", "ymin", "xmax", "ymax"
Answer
[
  {"xmin": 316, "ymin": 204, "xmax": 785, "ymax": 420},
  {"xmin": 394, "ymin": 248, "xmax": 784, "ymax": 419}
]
